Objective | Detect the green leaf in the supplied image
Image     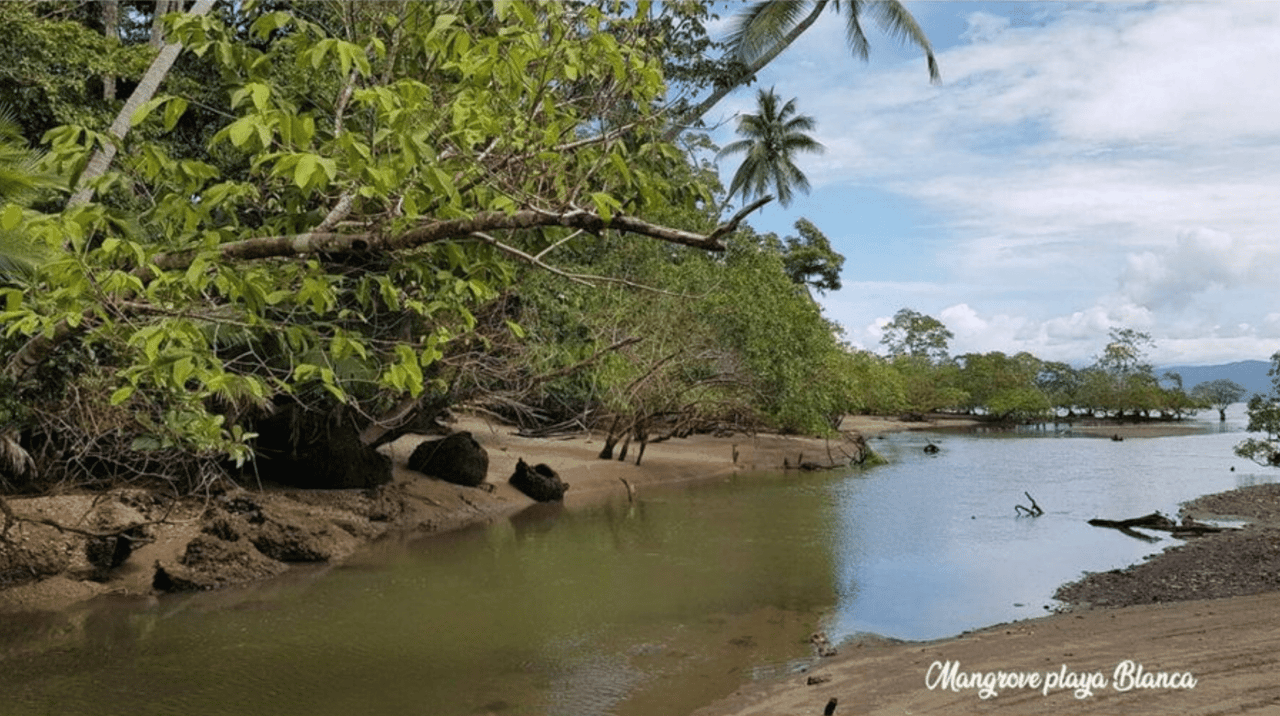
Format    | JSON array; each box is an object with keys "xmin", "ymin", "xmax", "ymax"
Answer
[
  {"xmin": 249, "ymin": 11, "xmax": 293, "ymax": 40},
  {"xmin": 0, "ymin": 204, "xmax": 22, "ymax": 231},
  {"xmin": 130, "ymin": 96, "xmax": 169, "ymax": 127},
  {"xmin": 173, "ymin": 357, "xmax": 194, "ymax": 387},
  {"xmin": 1, "ymin": 288, "xmax": 20, "ymax": 312},
  {"xmin": 225, "ymin": 117, "xmax": 255, "ymax": 148},
  {"xmin": 109, "ymin": 385, "xmax": 135, "ymax": 406},
  {"xmin": 163, "ymin": 97, "xmax": 189, "ymax": 132},
  {"xmin": 130, "ymin": 436, "xmax": 164, "ymax": 451},
  {"xmin": 395, "ymin": 344, "xmax": 424, "ymax": 396},
  {"xmin": 294, "ymin": 154, "xmax": 318, "ymax": 189},
  {"xmin": 144, "ymin": 330, "xmax": 164, "ymax": 362},
  {"xmin": 590, "ymin": 192, "xmax": 620, "ymax": 222}
]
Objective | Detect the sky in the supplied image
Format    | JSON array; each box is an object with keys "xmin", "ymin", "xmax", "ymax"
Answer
[{"xmin": 702, "ymin": 1, "xmax": 1280, "ymax": 367}]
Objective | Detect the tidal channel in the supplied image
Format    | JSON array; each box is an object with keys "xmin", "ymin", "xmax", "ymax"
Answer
[{"xmin": 0, "ymin": 405, "xmax": 1270, "ymax": 716}]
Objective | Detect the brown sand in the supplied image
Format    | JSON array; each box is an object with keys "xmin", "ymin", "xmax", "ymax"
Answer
[{"xmin": 691, "ymin": 590, "xmax": 1280, "ymax": 715}]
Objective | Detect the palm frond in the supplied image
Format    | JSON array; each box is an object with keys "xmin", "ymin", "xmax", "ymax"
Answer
[
  {"xmin": 865, "ymin": 0, "xmax": 940, "ymax": 82},
  {"xmin": 727, "ymin": 1, "xmax": 812, "ymax": 65},
  {"xmin": 718, "ymin": 87, "xmax": 824, "ymax": 208},
  {"xmin": 840, "ymin": 0, "xmax": 871, "ymax": 61}
]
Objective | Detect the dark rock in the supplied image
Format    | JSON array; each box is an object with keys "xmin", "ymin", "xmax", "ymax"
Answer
[
  {"xmin": 509, "ymin": 458, "xmax": 569, "ymax": 502},
  {"xmin": 810, "ymin": 631, "xmax": 838, "ymax": 657},
  {"xmin": 218, "ymin": 493, "xmax": 265, "ymax": 523},
  {"xmin": 408, "ymin": 432, "xmax": 489, "ymax": 487},
  {"xmin": 85, "ymin": 525, "xmax": 150, "ymax": 575},
  {"xmin": 250, "ymin": 403, "xmax": 391, "ymax": 489}
]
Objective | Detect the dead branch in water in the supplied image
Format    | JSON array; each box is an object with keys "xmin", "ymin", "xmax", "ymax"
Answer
[
  {"xmin": 1015, "ymin": 491, "xmax": 1043, "ymax": 517},
  {"xmin": 1088, "ymin": 512, "xmax": 1233, "ymax": 541}
]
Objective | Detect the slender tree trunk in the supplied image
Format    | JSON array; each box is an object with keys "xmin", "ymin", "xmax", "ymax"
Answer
[
  {"xmin": 102, "ymin": 1, "xmax": 119, "ymax": 100},
  {"xmin": 69, "ymin": 0, "xmax": 216, "ymax": 208},
  {"xmin": 150, "ymin": 0, "xmax": 173, "ymax": 49},
  {"xmin": 7, "ymin": 0, "xmax": 216, "ymax": 380},
  {"xmin": 663, "ymin": 0, "xmax": 829, "ymax": 142}
]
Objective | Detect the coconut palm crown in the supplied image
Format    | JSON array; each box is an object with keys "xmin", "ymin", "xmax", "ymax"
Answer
[
  {"xmin": 717, "ymin": 87, "xmax": 824, "ymax": 208},
  {"xmin": 727, "ymin": 0, "xmax": 939, "ymax": 81}
]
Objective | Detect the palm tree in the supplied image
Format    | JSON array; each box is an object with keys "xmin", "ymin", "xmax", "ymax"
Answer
[
  {"xmin": 668, "ymin": 0, "xmax": 938, "ymax": 139},
  {"xmin": 0, "ymin": 108, "xmax": 61, "ymax": 283},
  {"xmin": 717, "ymin": 87, "xmax": 824, "ymax": 208}
]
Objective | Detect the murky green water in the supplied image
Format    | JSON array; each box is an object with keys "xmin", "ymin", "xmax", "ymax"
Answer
[{"xmin": 0, "ymin": 406, "xmax": 1272, "ymax": 716}]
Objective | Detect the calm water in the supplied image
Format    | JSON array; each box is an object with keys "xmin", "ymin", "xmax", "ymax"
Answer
[{"xmin": 1, "ymin": 406, "xmax": 1272, "ymax": 716}]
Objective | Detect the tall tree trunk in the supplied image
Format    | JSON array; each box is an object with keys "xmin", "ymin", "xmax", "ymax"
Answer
[
  {"xmin": 102, "ymin": 0, "xmax": 119, "ymax": 100},
  {"xmin": 69, "ymin": 0, "xmax": 216, "ymax": 208}
]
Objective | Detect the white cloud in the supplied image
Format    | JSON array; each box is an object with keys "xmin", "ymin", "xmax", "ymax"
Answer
[
  {"xmin": 1117, "ymin": 227, "xmax": 1273, "ymax": 311},
  {"xmin": 713, "ymin": 2, "xmax": 1280, "ymax": 365}
]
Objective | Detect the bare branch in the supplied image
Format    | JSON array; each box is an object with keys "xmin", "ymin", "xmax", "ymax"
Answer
[{"xmin": 153, "ymin": 205, "xmax": 756, "ymax": 271}]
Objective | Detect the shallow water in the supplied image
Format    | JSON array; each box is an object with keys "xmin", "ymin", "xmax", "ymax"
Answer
[{"xmin": 0, "ymin": 406, "xmax": 1272, "ymax": 716}]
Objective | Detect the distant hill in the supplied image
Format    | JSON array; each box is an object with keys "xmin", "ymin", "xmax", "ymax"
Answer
[{"xmin": 1158, "ymin": 360, "xmax": 1273, "ymax": 397}]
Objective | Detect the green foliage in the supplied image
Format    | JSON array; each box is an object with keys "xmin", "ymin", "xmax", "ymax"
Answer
[
  {"xmin": 880, "ymin": 308, "xmax": 952, "ymax": 363},
  {"xmin": 779, "ymin": 218, "xmax": 843, "ymax": 293},
  {"xmin": 957, "ymin": 351, "xmax": 1051, "ymax": 421},
  {"xmin": 1191, "ymin": 378, "xmax": 1248, "ymax": 420},
  {"xmin": 867, "ymin": 319, "xmax": 1194, "ymax": 421},
  {"xmin": 507, "ymin": 221, "xmax": 860, "ymax": 437},
  {"xmin": 1, "ymin": 1, "xmax": 711, "ymax": 478},
  {"xmin": 0, "ymin": 108, "xmax": 65, "ymax": 283},
  {"xmin": 1237, "ymin": 352, "xmax": 1280, "ymax": 466},
  {"xmin": 837, "ymin": 349, "xmax": 906, "ymax": 416}
]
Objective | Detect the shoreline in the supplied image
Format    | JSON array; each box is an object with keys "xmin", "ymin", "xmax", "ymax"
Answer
[
  {"xmin": 693, "ymin": 456, "xmax": 1280, "ymax": 716},
  {"xmin": 0, "ymin": 413, "xmax": 962, "ymax": 613},
  {"xmin": 5, "ymin": 412, "xmax": 1279, "ymax": 714}
]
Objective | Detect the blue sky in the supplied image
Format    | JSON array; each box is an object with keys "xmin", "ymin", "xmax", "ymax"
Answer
[{"xmin": 700, "ymin": 1, "xmax": 1280, "ymax": 366}]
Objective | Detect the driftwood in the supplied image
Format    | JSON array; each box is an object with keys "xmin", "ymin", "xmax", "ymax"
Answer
[
  {"xmin": 1088, "ymin": 512, "xmax": 1234, "ymax": 541},
  {"xmin": 1015, "ymin": 491, "xmax": 1043, "ymax": 517}
]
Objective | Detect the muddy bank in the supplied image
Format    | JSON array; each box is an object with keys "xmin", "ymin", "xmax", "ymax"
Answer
[
  {"xmin": 693, "ymin": 480, "xmax": 1280, "ymax": 716},
  {"xmin": 0, "ymin": 414, "xmax": 884, "ymax": 612}
]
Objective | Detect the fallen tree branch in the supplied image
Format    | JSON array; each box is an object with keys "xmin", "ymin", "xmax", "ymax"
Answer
[
  {"xmin": 153, "ymin": 204, "xmax": 761, "ymax": 271},
  {"xmin": 1088, "ymin": 512, "xmax": 1233, "ymax": 540},
  {"xmin": 6, "ymin": 199, "xmax": 770, "ymax": 382}
]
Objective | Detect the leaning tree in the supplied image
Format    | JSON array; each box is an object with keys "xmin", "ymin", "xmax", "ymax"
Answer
[{"xmin": 0, "ymin": 1, "xmax": 769, "ymax": 492}]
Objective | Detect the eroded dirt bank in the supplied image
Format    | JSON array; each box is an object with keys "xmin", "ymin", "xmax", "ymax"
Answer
[{"xmin": 0, "ymin": 414, "xmax": 897, "ymax": 612}]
